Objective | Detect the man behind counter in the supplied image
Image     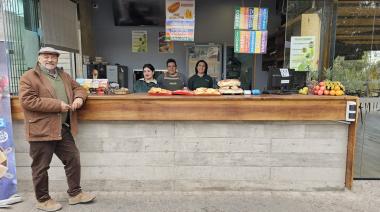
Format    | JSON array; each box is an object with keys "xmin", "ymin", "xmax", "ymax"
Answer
[{"xmin": 157, "ymin": 58, "xmax": 187, "ymax": 91}]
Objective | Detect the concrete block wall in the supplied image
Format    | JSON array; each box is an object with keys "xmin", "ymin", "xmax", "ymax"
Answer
[{"xmin": 12, "ymin": 121, "xmax": 348, "ymax": 192}]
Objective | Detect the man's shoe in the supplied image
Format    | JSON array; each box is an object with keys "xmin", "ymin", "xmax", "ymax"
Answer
[
  {"xmin": 68, "ymin": 192, "xmax": 96, "ymax": 205},
  {"xmin": 36, "ymin": 199, "xmax": 62, "ymax": 212}
]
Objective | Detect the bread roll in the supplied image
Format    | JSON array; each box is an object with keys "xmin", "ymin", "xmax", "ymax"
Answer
[{"xmin": 217, "ymin": 79, "xmax": 241, "ymax": 88}]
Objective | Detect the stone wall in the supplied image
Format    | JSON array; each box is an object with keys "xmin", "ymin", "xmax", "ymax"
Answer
[{"xmin": 13, "ymin": 121, "xmax": 348, "ymax": 192}]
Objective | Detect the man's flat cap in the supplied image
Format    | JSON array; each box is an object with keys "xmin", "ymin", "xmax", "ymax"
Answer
[{"xmin": 38, "ymin": 47, "xmax": 60, "ymax": 56}]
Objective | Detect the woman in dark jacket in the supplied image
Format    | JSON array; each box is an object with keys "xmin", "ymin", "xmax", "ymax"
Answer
[
  {"xmin": 187, "ymin": 60, "xmax": 214, "ymax": 90},
  {"xmin": 133, "ymin": 64, "xmax": 159, "ymax": 93}
]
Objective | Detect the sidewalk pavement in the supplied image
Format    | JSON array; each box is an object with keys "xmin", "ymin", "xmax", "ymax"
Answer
[{"xmin": 4, "ymin": 181, "xmax": 380, "ymax": 212}]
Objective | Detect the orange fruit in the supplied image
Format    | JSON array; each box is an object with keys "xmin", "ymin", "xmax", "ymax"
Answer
[{"xmin": 329, "ymin": 90, "xmax": 336, "ymax": 96}]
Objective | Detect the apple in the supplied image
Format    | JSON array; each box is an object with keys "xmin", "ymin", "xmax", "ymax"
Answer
[
  {"xmin": 317, "ymin": 90, "xmax": 323, "ymax": 95},
  {"xmin": 320, "ymin": 86, "xmax": 326, "ymax": 91},
  {"xmin": 319, "ymin": 81, "xmax": 325, "ymax": 86}
]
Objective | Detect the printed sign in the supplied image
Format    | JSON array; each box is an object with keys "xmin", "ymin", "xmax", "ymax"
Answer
[
  {"xmin": 289, "ymin": 36, "xmax": 316, "ymax": 71},
  {"xmin": 165, "ymin": 0, "xmax": 195, "ymax": 41},
  {"xmin": 132, "ymin": 31, "xmax": 148, "ymax": 53},
  {"xmin": 234, "ymin": 7, "xmax": 268, "ymax": 30},
  {"xmin": 0, "ymin": 41, "xmax": 18, "ymax": 205},
  {"xmin": 234, "ymin": 30, "xmax": 267, "ymax": 54},
  {"xmin": 159, "ymin": 32, "xmax": 174, "ymax": 53}
]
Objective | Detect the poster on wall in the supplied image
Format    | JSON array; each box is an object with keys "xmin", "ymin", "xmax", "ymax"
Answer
[
  {"xmin": 234, "ymin": 30, "xmax": 267, "ymax": 54},
  {"xmin": 165, "ymin": 0, "xmax": 195, "ymax": 41},
  {"xmin": 234, "ymin": 7, "xmax": 268, "ymax": 30},
  {"xmin": 132, "ymin": 31, "xmax": 148, "ymax": 53},
  {"xmin": 289, "ymin": 36, "xmax": 316, "ymax": 71},
  {"xmin": 158, "ymin": 32, "xmax": 174, "ymax": 53},
  {"xmin": 0, "ymin": 42, "xmax": 20, "ymax": 207}
]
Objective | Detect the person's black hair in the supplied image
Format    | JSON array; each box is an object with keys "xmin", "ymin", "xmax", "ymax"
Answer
[
  {"xmin": 195, "ymin": 60, "xmax": 208, "ymax": 75},
  {"xmin": 142, "ymin": 64, "xmax": 155, "ymax": 72},
  {"xmin": 166, "ymin": 58, "xmax": 177, "ymax": 67}
]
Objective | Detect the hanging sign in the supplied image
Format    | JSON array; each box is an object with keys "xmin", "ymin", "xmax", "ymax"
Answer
[
  {"xmin": 234, "ymin": 30, "xmax": 267, "ymax": 54},
  {"xmin": 0, "ymin": 42, "xmax": 19, "ymax": 206},
  {"xmin": 234, "ymin": 7, "xmax": 268, "ymax": 30},
  {"xmin": 233, "ymin": 7, "xmax": 268, "ymax": 54},
  {"xmin": 165, "ymin": 0, "xmax": 195, "ymax": 41}
]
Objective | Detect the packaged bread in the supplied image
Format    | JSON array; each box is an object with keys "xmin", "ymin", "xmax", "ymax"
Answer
[
  {"xmin": 217, "ymin": 79, "xmax": 241, "ymax": 88},
  {"xmin": 148, "ymin": 87, "xmax": 172, "ymax": 94},
  {"xmin": 194, "ymin": 88, "xmax": 220, "ymax": 95},
  {"xmin": 219, "ymin": 87, "xmax": 243, "ymax": 95},
  {"xmin": 113, "ymin": 87, "xmax": 129, "ymax": 95}
]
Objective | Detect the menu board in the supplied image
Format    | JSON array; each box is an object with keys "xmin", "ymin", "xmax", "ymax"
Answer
[
  {"xmin": 289, "ymin": 36, "xmax": 316, "ymax": 71},
  {"xmin": 234, "ymin": 30, "xmax": 267, "ymax": 54},
  {"xmin": 234, "ymin": 7, "xmax": 268, "ymax": 30},
  {"xmin": 165, "ymin": 0, "xmax": 195, "ymax": 41}
]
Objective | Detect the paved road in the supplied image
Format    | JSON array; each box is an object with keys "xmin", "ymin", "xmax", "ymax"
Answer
[{"xmin": 4, "ymin": 181, "xmax": 380, "ymax": 212}]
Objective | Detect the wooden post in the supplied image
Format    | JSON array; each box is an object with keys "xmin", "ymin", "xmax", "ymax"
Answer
[
  {"xmin": 252, "ymin": 54, "xmax": 257, "ymax": 89},
  {"xmin": 345, "ymin": 98, "xmax": 359, "ymax": 189}
]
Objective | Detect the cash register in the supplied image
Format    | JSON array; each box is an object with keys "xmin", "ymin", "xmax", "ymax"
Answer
[{"xmin": 265, "ymin": 68, "xmax": 307, "ymax": 94}]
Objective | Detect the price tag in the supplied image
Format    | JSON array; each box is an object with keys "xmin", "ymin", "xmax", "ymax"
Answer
[
  {"xmin": 281, "ymin": 80, "xmax": 290, "ymax": 84},
  {"xmin": 280, "ymin": 68, "xmax": 289, "ymax": 77}
]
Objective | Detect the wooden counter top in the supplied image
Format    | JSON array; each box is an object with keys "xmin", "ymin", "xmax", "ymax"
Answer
[{"xmin": 11, "ymin": 94, "xmax": 358, "ymax": 121}]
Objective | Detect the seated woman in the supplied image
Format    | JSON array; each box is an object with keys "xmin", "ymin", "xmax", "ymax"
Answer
[
  {"xmin": 187, "ymin": 60, "xmax": 214, "ymax": 90},
  {"xmin": 133, "ymin": 64, "xmax": 159, "ymax": 93}
]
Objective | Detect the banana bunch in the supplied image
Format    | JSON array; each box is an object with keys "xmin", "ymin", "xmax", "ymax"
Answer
[{"xmin": 324, "ymin": 80, "xmax": 345, "ymax": 92}]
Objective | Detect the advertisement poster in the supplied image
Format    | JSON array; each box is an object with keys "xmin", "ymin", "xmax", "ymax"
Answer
[
  {"xmin": 132, "ymin": 31, "xmax": 148, "ymax": 53},
  {"xmin": 165, "ymin": 0, "xmax": 195, "ymax": 41},
  {"xmin": 0, "ymin": 42, "xmax": 19, "ymax": 207},
  {"xmin": 289, "ymin": 36, "xmax": 316, "ymax": 71},
  {"xmin": 234, "ymin": 7, "xmax": 268, "ymax": 30},
  {"xmin": 158, "ymin": 32, "xmax": 174, "ymax": 53},
  {"xmin": 234, "ymin": 30, "xmax": 267, "ymax": 54}
]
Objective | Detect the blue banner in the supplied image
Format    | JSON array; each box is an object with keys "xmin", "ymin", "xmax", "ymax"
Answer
[{"xmin": 0, "ymin": 41, "xmax": 18, "ymax": 205}]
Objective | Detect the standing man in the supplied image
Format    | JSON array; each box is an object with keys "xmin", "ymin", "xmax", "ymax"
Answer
[
  {"xmin": 157, "ymin": 58, "xmax": 187, "ymax": 91},
  {"xmin": 19, "ymin": 47, "xmax": 95, "ymax": 211}
]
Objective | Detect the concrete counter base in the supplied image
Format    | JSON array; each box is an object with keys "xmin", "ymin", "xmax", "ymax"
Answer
[{"xmin": 13, "ymin": 120, "xmax": 348, "ymax": 191}]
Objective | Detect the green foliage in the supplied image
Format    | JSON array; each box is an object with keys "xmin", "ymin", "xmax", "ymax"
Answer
[{"xmin": 326, "ymin": 54, "xmax": 380, "ymax": 96}]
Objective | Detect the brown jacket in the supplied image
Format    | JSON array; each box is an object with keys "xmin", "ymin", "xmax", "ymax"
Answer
[{"xmin": 19, "ymin": 64, "xmax": 87, "ymax": 142}]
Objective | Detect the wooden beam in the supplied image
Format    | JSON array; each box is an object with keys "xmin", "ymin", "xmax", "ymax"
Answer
[
  {"xmin": 337, "ymin": 35, "xmax": 380, "ymax": 40},
  {"xmin": 337, "ymin": 18, "xmax": 380, "ymax": 26},
  {"xmin": 336, "ymin": 27, "xmax": 380, "ymax": 35},
  {"xmin": 338, "ymin": 7, "xmax": 378, "ymax": 17},
  {"xmin": 341, "ymin": 40, "xmax": 380, "ymax": 44}
]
